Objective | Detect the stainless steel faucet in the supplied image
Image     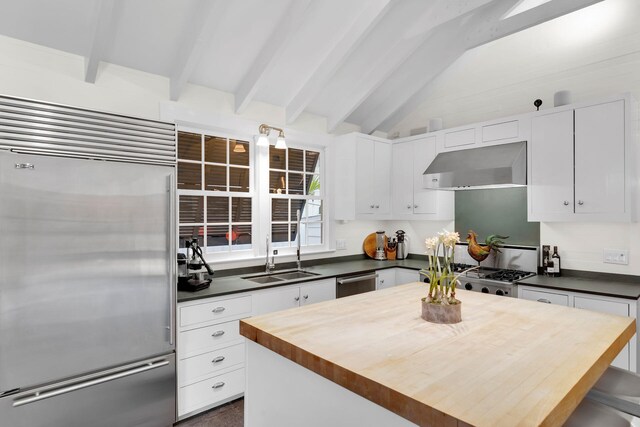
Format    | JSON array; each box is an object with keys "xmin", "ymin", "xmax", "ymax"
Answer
[
  {"xmin": 265, "ymin": 235, "xmax": 276, "ymax": 273},
  {"xmin": 296, "ymin": 209, "xmax": 302, "ymax": 271}
]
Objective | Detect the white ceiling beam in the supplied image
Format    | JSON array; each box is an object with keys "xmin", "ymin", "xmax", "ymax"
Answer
[
  {"xmin": 285, "ymin": 0, "xmax": 395, "ymax": 125},
  {"xmin": 368, "ymin": 0, "xmax": 604, "ymax": 133},
  {"xmin": 84, "ymin": 0, "xmax": 116, "ymax": 83},
  {"xmin": 169, "ymin": 0, "xmax": 229, "ymax": 101},
  {"xmin": 234, "ymin": 0, "xmax": 312, "ymax": 115},
  {"xmin": 326, "ymin": 0, "xmax": 497, "ymax": 133}
]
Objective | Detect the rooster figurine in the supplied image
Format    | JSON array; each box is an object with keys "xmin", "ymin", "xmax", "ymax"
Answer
[{"xmin": 466, "ymin": 230, "xmax": 509, "ymax": 263}]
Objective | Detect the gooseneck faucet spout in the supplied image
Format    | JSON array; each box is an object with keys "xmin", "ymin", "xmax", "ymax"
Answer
[
  {"xmin": 296, "ymin": 209, "xmax": 301, "ymax": 271},
  {"xmin": 266, "ymin": 235, "xmax": 276, "ymax": 273}
]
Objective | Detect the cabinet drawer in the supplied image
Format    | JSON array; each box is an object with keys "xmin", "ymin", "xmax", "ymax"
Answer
[
  {"xmin": 179, "ymin": 319, "xmax": 243, "ymax": 358},
  {"xmin": 179, "ymin": 343, "xmax": 245, "ymax": 386},
  {"xmin": 520, "ymin": 288, "xmax": 569, "ymax": 306},
  {"xmin": 180, "ymin": 295, "xmax": 252, "ymax": 327},
  {"xmin": 444, "ymin": 128, "xmax": 475, "ymax": 148},
  {"xmin": 178, "ymin": 368, "xmax": 245, "ymax": 416},
  {"xmin": 482, "ymin": 120, "xmax": 518, "ymax": 142}
]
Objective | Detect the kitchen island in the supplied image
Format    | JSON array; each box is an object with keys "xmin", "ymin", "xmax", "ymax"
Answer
[{"xmin": 240, "ymin": 283, "xmax": 636, "ymax": 426}]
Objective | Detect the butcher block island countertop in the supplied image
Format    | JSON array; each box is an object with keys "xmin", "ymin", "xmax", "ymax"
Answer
[{"xmin": 240, "ymin": 282, "xmax": 636, "ymax": 427}]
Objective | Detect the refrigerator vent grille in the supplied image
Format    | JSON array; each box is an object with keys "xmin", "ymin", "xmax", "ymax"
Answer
[{"xmin": 0, "ymin": 95, "xmax": 176, "ymax": 164}]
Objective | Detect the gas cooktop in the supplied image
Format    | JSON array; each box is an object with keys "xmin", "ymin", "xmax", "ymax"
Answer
[{"xmin": 452, "ymin": 263, "xmax": 536, "ymax": 283}]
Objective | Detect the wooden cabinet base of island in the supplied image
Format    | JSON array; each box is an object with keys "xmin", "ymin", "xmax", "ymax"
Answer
[{"xmin": 240, "ymin": 284, "xmax": 635, "ymax": 427}]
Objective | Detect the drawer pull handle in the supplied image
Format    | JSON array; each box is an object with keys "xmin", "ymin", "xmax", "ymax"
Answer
[
  {"xmin": 211, "ymin": 330, "xmax": 225, "ymax": 337},
  {"xmin": 537, "ymin": 298, "xmax": 552, "ymax": 304},
  {"xmin": 212, "ymin": 307, "xmax": 225, "ymax": 313},
  {"xmin": 212, "ymin": 382, "xmax": 225, "ymax": 389},
  {"xmin": 211, "ymin": 356, "xmax": 225, "ymax": 363}
]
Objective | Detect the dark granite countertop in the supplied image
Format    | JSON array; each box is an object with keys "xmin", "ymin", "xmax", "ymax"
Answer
[
  {"xmin": 177, "ymin": 257, "xmax": 427, "ymax": 303},
  {"xmin": 516, "ymin": 272, "xmax": 640, "ymax": 300},
  {"xmin": 178, "ymin": 254, "xmax": 640, "ymax": 303}
]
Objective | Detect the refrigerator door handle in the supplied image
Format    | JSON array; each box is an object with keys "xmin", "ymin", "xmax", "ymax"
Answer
[
  {"xmin": 168, "ymin": 172, "xmax": 176, "ymax": 346},
  {"xmin": 12, "ymin": 360, "xmax": 170, "ymax": 408}
]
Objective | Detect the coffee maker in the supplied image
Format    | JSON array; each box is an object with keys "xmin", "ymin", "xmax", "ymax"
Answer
[
  {"xmin": 395, "ymin": 230, "xmax": 408, "ymax": 260},
  {"xmin": 178, "ymin": 239, "xmax": 214, "ymax": 292}
]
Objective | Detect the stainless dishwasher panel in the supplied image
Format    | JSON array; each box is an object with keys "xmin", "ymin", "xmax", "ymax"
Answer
[
  {"xmin": 336, "ymin": 273, "xmax": 378, "ymax": 298},
  {"xmin": 0, "ymin": 354, "xmax": 176, "ymax": 427}
]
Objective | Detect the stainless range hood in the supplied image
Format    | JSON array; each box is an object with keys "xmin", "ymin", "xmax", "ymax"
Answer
[{"xmin": 423, "ymin": 141, "xmax": 526, "ymax": 190}]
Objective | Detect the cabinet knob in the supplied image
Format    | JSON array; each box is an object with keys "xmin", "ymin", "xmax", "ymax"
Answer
[
  {"xmin": 211, "ymin": 356, "xmax": 225, "ymax": 363},
  {"xmin": 414, "ymin": 205, "xmax": 418, "ymax": 209},
  {"xmin": 212, "ymin": 382, "xmax": 225, "ymax": 389},
  {"xmin": 294, "ymin": 296, "xmax": 300, "ymax": 301},
  {"xmin": 432, "ymin": 178, "xmax": 438, "ymax": 182},
  {"xmin": 375, "ymin": 205, "xmax": 379, "ymax": 209},
  {"xmin": 577, "ymin": 200, "xmax": 584, "ymax": 206},
  {"xmin": 380, "ymin": 280, "xmax": 384, "ymax": 284},
  {"xmin": 303, "ymin": 295, "xmax": 308, "ymax": 300},
  {"xmin": 563, "ymin": 201, "xmax": 569, "ymax": 206},
  {"xmin": 407, "ymin": 204, "xmax": 412, "ymax": 209},
  {"xmin": 370, "ymin": 204, "xmax": 375, "ymax": 209},
  {"xmin": 211, "ymin": 330, "xmax": 225, "ymax": 337}
]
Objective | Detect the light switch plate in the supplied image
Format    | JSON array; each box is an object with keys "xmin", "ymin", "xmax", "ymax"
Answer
[
  {"xmin": 336, "ymin": 239, "xmax": 346, "ymax": 250},
  {"xmin": 603, "ymin": 249, "xmax": 629, "ymax": 265}
]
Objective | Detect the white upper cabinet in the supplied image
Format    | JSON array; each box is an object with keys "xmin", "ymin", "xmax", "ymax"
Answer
[
  {"xmin": 435, "ymin": 114, "xmax": 531, "ymax": 153},
  {"xmin": 529, "ymin": 110, "xmax": 574, "ymax": 217},
  {"xmin": 333, "ymin": 133, "xmax": 391, "ymax": 220},
  {"xmin": 391, "ymin": 135, "xmax": 453, "ymax": 220},
  {"xmin": 528, "ymin": 94, "xmax": 636, "ymax": 222},
  {"xmin": 574, "ymin": 100, "xmax": 625, "ymax": 216}
]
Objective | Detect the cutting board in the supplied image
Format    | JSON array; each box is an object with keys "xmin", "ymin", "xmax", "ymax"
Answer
[{"xmin": 363, "ymin": 233, "xmax": 386, "ymax": 259}]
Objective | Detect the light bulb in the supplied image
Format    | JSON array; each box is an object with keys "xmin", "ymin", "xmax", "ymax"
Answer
[
  {"xmin": 256, "ymin": 134, "xmax": 269, "ymax": 147},
  {"xmin": 275, "ymin": 131, "xmax": 286, "ymax": 149}
]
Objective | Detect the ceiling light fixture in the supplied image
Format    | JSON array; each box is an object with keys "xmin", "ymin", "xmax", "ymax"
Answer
[{"xmin": 257, "ymin": 123, "xmax": 287, "ymax": 149}]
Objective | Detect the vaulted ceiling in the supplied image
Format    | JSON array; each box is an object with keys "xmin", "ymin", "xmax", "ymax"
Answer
[{"xmin": 0, "ymin": 0, "xmax": 602, "ymax": 134}]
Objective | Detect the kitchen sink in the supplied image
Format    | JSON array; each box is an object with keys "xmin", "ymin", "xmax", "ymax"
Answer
[
  {"xmin": 271, "ymin": 271, "xmax": 320, "ymax": 280},
  {"xmin": 244, "ymin": 275, "xmax": 285, "ymax": 284},
  {"xmin": 242, "ymin": 270, "xmax": 320, "ymax": 283}
]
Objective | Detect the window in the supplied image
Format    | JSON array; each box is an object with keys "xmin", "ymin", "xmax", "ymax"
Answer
[
  {"xmin": 176, "ymin": 131, "xmax": 253, "ymax": 254},
  {"xmin": 269, "ymin": 146, "xmax": 323, "ymax": 248}
]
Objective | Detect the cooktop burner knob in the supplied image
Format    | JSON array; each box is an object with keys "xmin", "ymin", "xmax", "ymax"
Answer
[
  {"xmin": 496, "ymin": 289, "xmax": 505, "ymax": 296},
  {"xmin": 481, "ymin": 287, "xmax": 489, "ymax": 293},
  {"xmin": 465, "ymin": 283, "xmax": 472, "ymax": 290}
]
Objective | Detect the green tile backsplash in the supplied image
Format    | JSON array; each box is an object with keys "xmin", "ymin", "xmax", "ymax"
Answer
[{"xmin": 455, "ymin": 187, "xmax": 540, "ymax": 246}]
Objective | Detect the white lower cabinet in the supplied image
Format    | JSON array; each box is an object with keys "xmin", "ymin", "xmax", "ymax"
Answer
[
  {"xmin": 376, "ymin": 269, "xmax": 396, "ymax": 290},
  {"xmin": 376, "ymin": 268, "xmax": 420, "ymax": 290},
  {"xmin": 177, "ymin": 278, "xmax": 337, "ymax": 418},
  {"xmin": 395, "ymin": 268, "xmax": 420, "ymax": 286},
  {"xmin": 519, "ymin": 285, "xmax": 637, "ymax": 372},
  {"xmin": 177, "ymin": 294, "xmax": 252, "ymax": 419},
  {"xmin": 252, "ymin": 278, "xmax": 336, "ymax": 316}
]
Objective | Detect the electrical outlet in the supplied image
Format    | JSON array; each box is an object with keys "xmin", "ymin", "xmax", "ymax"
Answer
[
  {"xmin": 336, "ymin": 239, "xmax": 346, "ymax": 250},
  {"xmin": 603, "ymin": 249, "xmax": 629, "ymax": 265}
]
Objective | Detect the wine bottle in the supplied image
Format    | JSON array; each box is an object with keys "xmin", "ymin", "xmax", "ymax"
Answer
[
  {"xmin": 552, "ymin": 246, "xmax": 561, "ymax": 277},
  {"xmin": 542, "ymin": 245, "xmax": 550, "ymax": 272},
  {"xmin": 546, "ymin": 259, "xmax": 554, "ymax": 276}
]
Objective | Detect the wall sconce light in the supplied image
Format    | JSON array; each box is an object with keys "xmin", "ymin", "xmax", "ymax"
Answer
[{"xmin": 257, "ymin": 123, "xmax": 287, "ymax": 149}]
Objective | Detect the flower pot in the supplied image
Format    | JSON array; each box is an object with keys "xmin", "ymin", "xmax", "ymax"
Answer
[{"xmin": 421, "ymin": 298, "xmax": 462, "ymax": 324}]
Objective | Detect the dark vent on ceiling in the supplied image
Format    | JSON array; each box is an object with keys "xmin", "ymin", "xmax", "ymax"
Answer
[{"xmin": 0, "ymin": 95, "xmax": 176, "ymax": 165}]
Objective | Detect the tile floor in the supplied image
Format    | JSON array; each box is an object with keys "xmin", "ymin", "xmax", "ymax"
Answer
[{"xmin": 175, "ymin": 398, "xmax": 243, "ymax": 427}]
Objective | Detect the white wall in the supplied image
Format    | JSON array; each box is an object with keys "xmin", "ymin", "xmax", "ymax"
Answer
[{"xmin": 392, "ymin": 0, "xmax": 640, "ymax": 275}]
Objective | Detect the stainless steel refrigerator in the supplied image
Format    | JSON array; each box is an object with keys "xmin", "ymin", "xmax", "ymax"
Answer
[{"xmin": 0, "ymin": 150, "xmax": 176, "ymax": 426}]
